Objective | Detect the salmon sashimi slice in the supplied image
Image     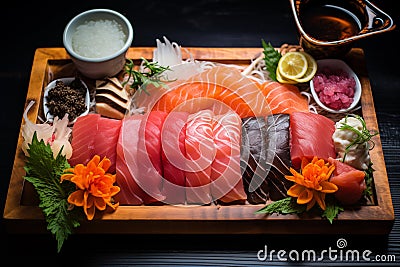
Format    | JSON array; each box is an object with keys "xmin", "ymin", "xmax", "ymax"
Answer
[
  {"xmin": 328, "ymin": 157, "xmax": 366, "ymax": 205},
  {"xmin": 211, "ymin": 111, "xmax": 247, "ymax": 203},
  {"xmin": 115, "ymin": 115, "xmax": 144, "ymax": 205},
  {"xmin": 259, "ymin": 81, "xmax": 309, "ymax": 114},
  {"xmin": 94, "ymin": 116, "xmax": 122, "ymax": 173},
  {"xmin": 185, "ymin": 109, "xmax": 215, "ymax": 204},
  {"xmin": 68, "ymin": 113, "xmax": 100, "ymax": 167},
  {"xmin": 160, "ymin": 111, "xmax": 189, "ymax": 204},
  {"xmin": 290, "ymin": 112, "xmax": 336, "ymax": 169},
  {"xmin": 134, "ymin": 65, "xmax": 271, "ymax": 118},
  {"xmin": 188, "ymin": 66, "xmax": 271, "ymax": 118}
]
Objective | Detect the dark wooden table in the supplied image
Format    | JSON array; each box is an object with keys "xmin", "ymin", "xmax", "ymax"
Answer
[{"xmin": 1, "ymin": 1, "xmax": 399, "ymax": 266}]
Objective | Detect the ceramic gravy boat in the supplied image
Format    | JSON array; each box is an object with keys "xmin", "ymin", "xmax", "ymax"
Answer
[{"xmin": 289, "ymin": 0, "xmax": 396, "ymax": 59}]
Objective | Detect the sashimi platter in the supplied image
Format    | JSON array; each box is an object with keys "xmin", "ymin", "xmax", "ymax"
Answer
[{"xmin": 4, "ymin": 37, "xmax": 394, "ymax": 252}]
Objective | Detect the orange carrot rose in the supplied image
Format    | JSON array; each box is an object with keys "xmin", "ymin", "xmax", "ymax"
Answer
[
  {"xmin": 285, "ymin": 156, "xmax": 338, "ymax": 211},
  {"xmin": 61, "ymin": 155, "xmax": 120, "ymax": 220}
]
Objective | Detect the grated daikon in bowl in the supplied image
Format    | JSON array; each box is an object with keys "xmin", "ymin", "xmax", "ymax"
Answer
[
  {"xmin": 63, "ymin": 9, "xmax": 134, "ymax": 79},
  {"xmin": 72, "ymin": 19, "xmax": 126, "ymax": 58}
]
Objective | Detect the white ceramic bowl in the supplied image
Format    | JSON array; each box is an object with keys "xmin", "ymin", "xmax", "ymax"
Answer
[
  {"xmin": 310, "ymin": 59, "xmax": 361, "ymax": 113},
  {"xmin": 63, "ymin": 9, "xmax": 134, "ymax": 79},
  {"xmin": 43, "ymin": 77, "xmax": 90, "ymax": 123}
]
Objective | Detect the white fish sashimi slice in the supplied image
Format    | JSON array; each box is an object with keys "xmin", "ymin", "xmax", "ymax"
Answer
[{"xmin": 22, "ymin": 100, "xmax": 73, "ymax": 159}]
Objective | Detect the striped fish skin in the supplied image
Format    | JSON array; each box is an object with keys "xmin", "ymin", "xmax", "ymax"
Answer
[
  {"xmin": 265, "ymin": 114, "xmax": 293, "ymax": 201},
  {"xmin": 240, "ymin": 114, "xmax": 293, "ymax": 204}
]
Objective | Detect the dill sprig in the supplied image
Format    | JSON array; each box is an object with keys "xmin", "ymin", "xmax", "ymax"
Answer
[
  {"xmin": 123, "ymin": 57, "xmax": 171, "ymax": 94},
  {"xmin": 338, "ymin": 114, "xmax": 379, "ymax": 162}
]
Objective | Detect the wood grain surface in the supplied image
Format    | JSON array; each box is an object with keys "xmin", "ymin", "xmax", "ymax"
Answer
[{"xmin": 3, "ymin": 47, "xmax": 394, "ymax": 235}]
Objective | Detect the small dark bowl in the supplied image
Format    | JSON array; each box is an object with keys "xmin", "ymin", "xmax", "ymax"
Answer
[{"xmin": 289, "ymin": 0, "xmax": 396, "ymax": 59}]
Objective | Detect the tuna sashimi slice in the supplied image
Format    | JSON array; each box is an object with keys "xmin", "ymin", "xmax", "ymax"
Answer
[
  {"xmin": 161, "ymin": 111, "xmax": 189, "ymax": 204},
  {"xmin": 259, "ymin": 81, "xmax": 309, "ymax": 115},
  {"xmin": 185, "ymin": 109, "xmax": 215, "ymax": 204},
  {"xmin": 143, "ymin": 111, "xmax": 168, "ymax": 177},
  {"xmin": 289, "ymin": 112, "xmax": 336, "ymax": 169},
  {"xmin": 68, "ymin": 113, "xmax": 100, "ymax": 167},
  {"xmin": 211, "ymin": 111, "xmax": 247, "ymax": 203},
  {"xmin": 135, "ymin": 112, "xmax": 166, "ymax": 204},
  {"xmin": 94, "ymin": 116, "xmax": 122, "ymax": 173},
  {"xmin": 115, "ymin": 115, "xmax": 144, "ymax": 205}
]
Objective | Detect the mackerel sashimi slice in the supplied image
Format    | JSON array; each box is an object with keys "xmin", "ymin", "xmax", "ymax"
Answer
[
  {"xmin": 211, "ymin": 111, "xmax": 246, "ymax": 203},
  {"xmin": 115, "ymin": 115, "xmax": 144, "ymax": 205},
  {"xmin": 68, "ymin": 113, "xmax": 100, "ymax": 167},
  {"xmin": 185, "ymin": 109, "xmax": 215, "ymax": 204},
  {"xmin": 264, "ymin": 114, "xmax": 293, "ymax": 201},
  {"xmin": 289, "ymin": 112, "xmax": 336, "ymax": 170},
  {"xmin": 240, "ymin": 116, "xmax": 272, "ymax": 204},
  {"xmin": 161, "ymin": 111, "xmax": 189, "ymax": 204}
]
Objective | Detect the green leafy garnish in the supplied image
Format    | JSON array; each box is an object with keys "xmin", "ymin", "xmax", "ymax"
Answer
[
  {"xmin": 256, "ymin": 196, "xmax": 344, "ymax": 224},
  {"xmin": 255, "ymin": 197, "xmax": 306, "ymax": 215},
  {"xmin": 261, "ymin": 39, "xmax": 281, "ymax": 81},
  {"xmin": 23, "ymin": 132, "xmax": 81, "ymax": 253},
  {"xmin": 338, "ymin": 114, "xmax": 379, "ymax": 162},
  {"xmin": 321, "ymin": 195, "xmax": 344, "ymax": 224},
  {"xmin": 363, "ymin": 162, "xmax": 375, "ymax": 201},
  {"xmin": 122, "ymin": 57, "xmax": 171, "ymax": 94}
]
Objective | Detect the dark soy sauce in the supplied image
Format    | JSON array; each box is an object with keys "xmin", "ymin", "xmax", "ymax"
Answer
[{"xmin": 300, "ymin": 4, "xmax": 362, "ymax": 42}]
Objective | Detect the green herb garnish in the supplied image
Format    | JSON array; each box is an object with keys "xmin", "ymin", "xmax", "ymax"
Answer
[
  {"xmin": 23, "ymin": 133, "xmax": 81, "ymax": 253},
  {"xmin": 363, "ymin": 162, "xmax": 375, "ymax": 201},
  {"xmin": 322, "ymin": 195, "xmax": 344, "ymax": 224},
  {"xmin": 261, "ymin": 39, "xmax": 281, "ymax": 81},
  {"xmin": 338, "ymin": 114, "xmax": 379, "ymax": 162},
  {"xmin": 123, "ymin": 57, "xmax": 171, "ymax": 94},
  {"xmin": 255, "ymin": 197, "xmax": 306, "ymax": 215},
  {"xmin": 256, "ymin": 195, "xmax": 344, "ymax": 224}
]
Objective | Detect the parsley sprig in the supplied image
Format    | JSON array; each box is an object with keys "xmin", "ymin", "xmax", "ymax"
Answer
[
  {"xmin": 23, "ymin": 133, "xmax": 81, "ymax": 253},
  {"xmin": 123, "ymin": 57, "xmax": 171, "ymax": 94}
]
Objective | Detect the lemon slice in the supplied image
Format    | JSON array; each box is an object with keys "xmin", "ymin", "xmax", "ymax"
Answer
[
  {"xmin": 276, "ymin": 67, "xmax": 298, "ymax": 84},
  {"xmin": 291, "ymin": 52, "xmax": 318, "ymax": 83},
  {"xmin": 277, "ymin": 51, "xmax": 308, "ymax": 80}
]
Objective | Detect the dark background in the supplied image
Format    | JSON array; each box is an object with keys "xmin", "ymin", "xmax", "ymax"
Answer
[{"xmin": 1, "ymin": 1, "xmax": 399, "ymax": 266}]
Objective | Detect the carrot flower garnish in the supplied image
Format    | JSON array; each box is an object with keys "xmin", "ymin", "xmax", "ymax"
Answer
[
  {"xmin": 61, "ymin": 155, "xmax": 120, "ymax": 220},
  {"xmin": 285, "ymin": 156, "xmax": 338, "ymax": 211}
]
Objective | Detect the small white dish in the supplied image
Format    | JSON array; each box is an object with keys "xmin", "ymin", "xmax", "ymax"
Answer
[
  {"xmin": 63, "ymin": 9, "xmax": 134, "ymax": 79},
  {"xmin": 310, "ymin": 59, "xmax": 361, "ymax": 114},
  {"xmin": 43, "ymin": 77, "xmax": 90, "ymax": 123}
]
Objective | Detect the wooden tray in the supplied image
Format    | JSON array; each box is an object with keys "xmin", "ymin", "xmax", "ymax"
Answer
[{"xmin": 3, "ymin": 47, "xmax": 394, "ymax": 235}]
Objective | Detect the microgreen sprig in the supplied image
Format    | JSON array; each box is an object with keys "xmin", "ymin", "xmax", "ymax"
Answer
[
  {"xmin": 123, "ymin": 57, "xmax": 171, "ymax": 95},
  {"xmin": 338, "ymin": 114, "xmax": 379, "ymax": 162}
]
